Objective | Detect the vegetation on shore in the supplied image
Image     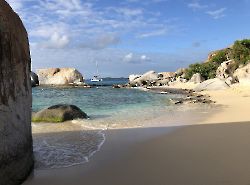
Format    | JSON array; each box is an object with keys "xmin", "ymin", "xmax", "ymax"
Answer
[{"xmin": 185, "ymin": 39, "xmax": 250, "ymax": 80}]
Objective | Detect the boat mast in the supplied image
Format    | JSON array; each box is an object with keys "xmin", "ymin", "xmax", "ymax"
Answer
[{"xmin": 96, "ymin": 61, "xmax": 99, "ymax": 77}]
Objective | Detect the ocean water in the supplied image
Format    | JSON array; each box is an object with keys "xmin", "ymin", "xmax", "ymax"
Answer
[{"xmin": 32, "ymin": 79, "xmax": 206, "ymax": 169}]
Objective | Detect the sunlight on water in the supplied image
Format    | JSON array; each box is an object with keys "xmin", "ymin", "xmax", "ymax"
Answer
[{"xmin": 32, "ymin": 86, "xmax": 198, "ymax": 169}]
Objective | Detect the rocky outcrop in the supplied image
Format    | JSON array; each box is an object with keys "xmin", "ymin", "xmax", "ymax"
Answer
[
  {"xmin": 32, "ymin": 104, "xmax": 88, "ymax": 122},
  {"xmin": 233, "ymin": 63, "xmax": 250, "ymax": 83},
  {"xmin": 37, "ymin": 68, "xmax": 84, "ymax": 85},
  {"xmin": 31, "ymin": 71, "xmax": 39, "ymax": 87},
  {"xmin": 0, "ymin": 1, "xmax": 33, "ymax": 185},
  {"xmin": 194, "ymin": 78, "xmax": 230, "ymax": 92},
  {"xmin": 175, "ymin": 68, "xmax": 186, "ymax": 76},
  {"xmin": 129, "ymin": 74, "xmax": 141, "ymax": 82},
  {"xmin": 129, "ymin": 71, "xmax": 158, "ymax": 86},
  {"xmin": 216, "ymin": 60, "xmax": 236, "ymax": 80},
  {"xmin": 158, "ymin": 72, "xmax": 176, "ymax": 79},
  {"xmin": 189, "ymin": 73, "xmax": 204, "ymax": 84}
]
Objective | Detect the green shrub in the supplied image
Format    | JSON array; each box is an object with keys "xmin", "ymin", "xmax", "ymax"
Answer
[
  {"xmin": 209, "ymin": 50, "xmax": 227, "ymax": 65},
  {"xmin": 231, "ymin": 39, "xmax": 250, "ymax": 65},
  {"xmin": 185, "ymin": 62, "xmax": 219, "ymax": 80},
  {"xmin": 185, "ymin": 39, "xmax": 250, "ymax": 81}
]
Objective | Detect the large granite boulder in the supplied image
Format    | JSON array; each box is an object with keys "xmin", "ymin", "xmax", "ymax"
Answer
[
  {"xmin": 129, "ymin": 74, "xmax": 141, "ymax": 82},
  {"xmin": 155, "ymin": 79, "xmax": 170, "ymax": 86},
  {"xmin": 175, "ymin": 68, "xmax": 186, "ymax": 76},
  {"xmin": 37, "ymin": 68, "xmax": 84, "ymax": 85},
  {"xmin": 216, "ymin": 60, "xmax": 236, "ymax": 80},
  {"xmin": 189, "ymin": 73, "xmax": 205, "ymax": 84},
  {"xmin": 233, "ymin": 63, "xmax": 250, "ymax": 83},
  {"xmin": 158, "ymin": 72, "xmax": 176, "ymax": 79},
  {"xmin": 194, "ymin": 78, "xmax": 230, "ymax": 92},
  {"xmin": 32, "ymin": 104, "xmax": 88, "ymax": 123},
  {"xmin": 31, "ymin": 71, "xmax": 39, "ymax": 87},
  {"xmin": 129, "ymin": 71, "xmax": 158, "ymax": 86},
  {"xmin": 0, "ymin": 1, "xmax": 33, "ymax": 185}
]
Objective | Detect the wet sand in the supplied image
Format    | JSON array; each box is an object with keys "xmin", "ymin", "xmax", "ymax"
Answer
[
  {"xmin": 23, "ymin": 83, "xmax": 250, "ymax": 185},
  {"xmin": 24, "ymin": 122, "xmax": 250, "ymax": 185}
]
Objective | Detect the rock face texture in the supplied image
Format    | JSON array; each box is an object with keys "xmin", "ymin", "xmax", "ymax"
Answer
[
  {"xmin": 194, "ymin": 78, "xmax": 230, "ymax": 92},
  {"xmin": 129, "ymin": 71, "xmax": 158, "ymax": 86},
  {"xmin": 233, "ymin": 63, "xmax": 250, "ymax": 83},
  {"xmin": 37, "ymin": 68, "xmax": 84, "ymax": 85},
  {"xmin": 32, "ymin": 104, "xmax": 88, "ymax": 123},
  {"xmin": 189, "ymin": 73, "xmax": 205, "ymax": 84},
  {"xmin": 216, "ymin": 60, "xmax": 236, "ymax": 80},
  {"xmin": 0, "ymin": 1, "xmax": 33, "ymax": 185},
  {"xmin": 31, "ymin": 71, "xmax": 39, "ymax": 87}
]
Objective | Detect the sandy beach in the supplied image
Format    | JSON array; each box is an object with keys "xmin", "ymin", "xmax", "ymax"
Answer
[
  {"xmin": 22, "ymin": 83, "xmax": 250, "ymax": 185},
  {"xmin": 202, "ymin": 83, "xmax": 250, "ymax": 124},
  {"xmin": 24, "ymin": 123, "xmax": 250, "ymax": 185}
]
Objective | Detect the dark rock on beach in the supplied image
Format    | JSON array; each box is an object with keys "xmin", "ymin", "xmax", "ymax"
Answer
[
  {"xmin": 169, "ymin": 93, "xmax": 215, "ymax": 105},
  {"xmin": 31, "ymin": 71, "xmax": 39, "ymax": 87},
  {"xmin": 32, "ymin": 104, "xmax": 88, "ymax": 123},
  {"xmin": 0, "ymin": 1, "xmax": 33, "ymax": 185}
]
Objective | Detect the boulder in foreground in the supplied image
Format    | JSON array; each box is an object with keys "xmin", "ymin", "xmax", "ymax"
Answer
[
  {"xmin": 37, "ymin": 68, "xmax": 84, "ymax": 85},
  {"xmin": 32, "ymin": 104, "xmax": 88, "ymax": 123},
  {"xmin": 0, "ymin": 1, "xmax": 33, "ymax": 185},
  {"xmin": 194, "ymin": 78, "xmax": 230, "ymax": 92},
  {"xmin": 31, "ymin": 71, "xmax": 39, "ymax": 87}
]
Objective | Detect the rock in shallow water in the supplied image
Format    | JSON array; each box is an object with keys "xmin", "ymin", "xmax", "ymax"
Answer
[{"xmin": 32, "ymin": 104, "xmax": 88, "ymax": 123}]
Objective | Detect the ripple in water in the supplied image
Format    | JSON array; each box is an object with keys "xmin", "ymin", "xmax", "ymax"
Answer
[
  {"xmin": 33, "ymin": 122, "xmax": 106, "ymax": 169},
  {"xmin": 32, "ymin": 85, "xmax": 185, "ymax": 169}
]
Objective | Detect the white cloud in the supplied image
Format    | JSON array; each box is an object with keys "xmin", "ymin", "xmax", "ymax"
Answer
[
  {"xmin": 38, "ymin": 32, "xmax": 70, "ymax": 49},
  {"xmin": 124, "ymin": 53, "xmax": 134, "ymax": 62},
  {"xmin": 141, "ymin": 55, "xmax": 151, "ymax": 61},
  {"xmin": 206, "ymin": 8, "xmax": 227, "ymax": 19},
  {"xmin": 80, "ymin": 34, "xmax": 120, "ymax": 50},
  {"xmin": 123, "ymin": 53, "xmax": 151, "ymax": 63},
  {"xmin": 188, "ymin": 2, "xmax": 208, "ymax": 10},
  {"xmin": 114, "ymin": 7, "xmax": 144, "ymax": 17},
  {"xmin": 137, "ymin": 28, "xmax": 168, "ymax": 38}
]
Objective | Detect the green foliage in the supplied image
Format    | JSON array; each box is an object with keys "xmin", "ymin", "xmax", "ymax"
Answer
[
  {"xmin": 231, "ymin": 39, "xmax": 250, "ymax": 65},
  {"xmin": 185, "ymin": 39, "xmax": 250, "ymax": 81},
  {"xmin": 209, "ymin": 50, "xmax": 227, "ymax": 65},
  {"xmin": 185, "ymin": 62, "xmax": 219, "ymax": 80}
]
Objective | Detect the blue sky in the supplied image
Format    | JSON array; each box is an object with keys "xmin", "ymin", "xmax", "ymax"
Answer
[{"xmin": 6, "ymin": 0, "xmax": 250, "ymax": 78}]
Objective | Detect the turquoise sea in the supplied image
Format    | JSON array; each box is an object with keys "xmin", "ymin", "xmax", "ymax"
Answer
[{"xmin": 32, "ymin": 78, "xmax": 207, "ymax": 169}]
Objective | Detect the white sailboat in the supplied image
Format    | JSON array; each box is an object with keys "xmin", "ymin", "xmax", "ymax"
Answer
[{"xmin": 91, "ymin": 61, "xmax": 103, "ymax": 82}]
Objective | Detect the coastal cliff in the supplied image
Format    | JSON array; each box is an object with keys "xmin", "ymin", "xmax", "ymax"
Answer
[{"xmin": 0, "ymin": 1, "xmax": 33, "ymax": 185}]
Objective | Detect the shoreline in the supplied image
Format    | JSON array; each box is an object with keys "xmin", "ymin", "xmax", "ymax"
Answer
[
  {"xmin": 24, "ymin": 122, "xmax": 250, "ymax": 185},
  {"xmin": 24, "ymin": 84, "xmax": 250, "ymax": 185}
]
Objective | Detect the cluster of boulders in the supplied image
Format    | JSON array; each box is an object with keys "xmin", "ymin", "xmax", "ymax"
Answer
[
  {"xmin": 30, "ymin": 68, "xmax": 85, "ymax": 87},
  {"xmin": 128, "ymin": 69, "xmax": 188, "ymax": 87},
  {"xmin": 127, "ymin": 59, "xmax": 250, "ymax": 92}
]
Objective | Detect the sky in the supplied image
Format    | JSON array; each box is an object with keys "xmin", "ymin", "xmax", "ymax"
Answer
[{"xmin": 6, "ymin": 0, "xmax": 250, "ymax": 78}]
